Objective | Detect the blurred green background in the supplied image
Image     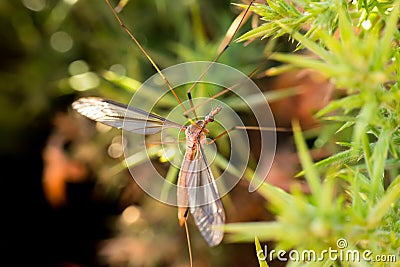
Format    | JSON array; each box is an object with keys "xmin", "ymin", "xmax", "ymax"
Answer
[{"xmin": 1, "ymin": 0, "xmax": 326, "ymax": 266}]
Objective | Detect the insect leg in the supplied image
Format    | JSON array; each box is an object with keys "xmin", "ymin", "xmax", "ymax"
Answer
[
  {"xmin": 183, "ymin": 0, "xmax": 256, "ymax": 120},
  {"xmin": 206, "ymin": 125, "xmax": 292, "ymax": 145},
  {"xmin": 105, "ymin": 0, "xmax": 189, "ymax": 116}
]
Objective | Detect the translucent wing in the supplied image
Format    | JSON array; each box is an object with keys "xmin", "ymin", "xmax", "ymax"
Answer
[
  {"xmin": 72, "ymin": 97, "xmax": 183, "ymax": 134},
  {"xmin": 180, "ymin": 143, "xmax": 225, "ymax": 247}
]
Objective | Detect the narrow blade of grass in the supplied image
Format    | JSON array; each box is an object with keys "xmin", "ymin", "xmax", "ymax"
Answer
[{"xmin": 292, "ymin": 120, "xmax": 321, "ymax": 200}]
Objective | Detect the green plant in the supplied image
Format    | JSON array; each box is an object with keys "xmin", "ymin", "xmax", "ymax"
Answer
[{"xmin": 225, "ymin": 0, "xmax": 400, "ymax": 266}]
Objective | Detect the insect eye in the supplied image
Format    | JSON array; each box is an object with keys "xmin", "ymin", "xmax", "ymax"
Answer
[{"xmin": 205, "ymin": 115, "xmax": 214, "ymax": 122}]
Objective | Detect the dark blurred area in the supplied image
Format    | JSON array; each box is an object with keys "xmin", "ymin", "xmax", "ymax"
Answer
[
  {"xmin": 1, "ymin": 1, "xmax": 113, "ymax": 265},
  {"xmin": 0, "ymin": 0, "xmax": 333, "ymax": 266}
]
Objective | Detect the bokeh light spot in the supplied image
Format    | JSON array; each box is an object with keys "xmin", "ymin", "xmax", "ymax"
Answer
[
  {"xmin": 109, "ymin": 64, "xmax": 127, "ymax": 76},
  {"xmin": 361, "ymin": 20, "xmax": 371, "ymax": 30},
  {"xmin": 69, "ymin": 60, "xmax": 89, "ymax": 75},
  {"xmin": 63, "ymin": 0, "xmax": 78, "ymax": 5},
  {"xmin": 69, "ymin": 72, "xmax": 100, "ymax": 91},
  {"xmin": 159, "ymin": 148, "xmax": 176, "ymax": 163},
  {"xmin": 96, "ymin": 122, "xmax": 112, "ymax": 133},
  {"xmin": 108, "ymin": 142, "xmax": 123, "ymax": 158},
  {"xmin": 50, "ymin": 31, "xmax": 73, "ymax": 52},
  {"xmin": 121, "ymin": 205, "xmax": 141, "ymax": 225},
  {"xmin": 22, "ymin": 0, "xmax": 46, "ymax": 12}
]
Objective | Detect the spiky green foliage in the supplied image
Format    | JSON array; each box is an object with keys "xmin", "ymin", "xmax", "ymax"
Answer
[{"xmin": 226, "ymin": 0, "xmax": 400, "ymax": 266}]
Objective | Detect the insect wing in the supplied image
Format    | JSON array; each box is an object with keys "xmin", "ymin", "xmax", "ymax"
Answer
[
  {"xmin": 72, "ymin": 97, "xmax": 183, "ymax": 134},
  {"xmin": 185, "ymin": 143, "xmax": 225, "ymax": 247}
]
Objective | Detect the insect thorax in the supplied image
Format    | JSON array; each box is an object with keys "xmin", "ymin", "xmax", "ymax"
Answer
[{"xmin": 185, "ymin": 120, "xmax": 208, "ymax": 146}]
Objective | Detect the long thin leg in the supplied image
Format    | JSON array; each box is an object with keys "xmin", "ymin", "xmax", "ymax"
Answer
[
  {"xmin": 207, "ymin": 125, "xmax": 292, "ymax": 145},
  {"xmin": 105, "ymin": 0, "xmax": 188, "ymax": 116},
  {"xmin": 184, "ymin": 0, "xmax": 256, "ymax": 120},
  {"xmin": 184, "ymin": 219, "xmax": 193, "ymax": 267},
  {"xmin": 144, "ymin": 139, "xmax": 186, "ymax": 147},
  {"xmin": 184, "ymin": 61, "xmax": 266, "ymax": 118}
]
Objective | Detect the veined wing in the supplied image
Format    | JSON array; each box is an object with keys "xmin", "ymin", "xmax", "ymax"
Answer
[
  {"xmin": 182, "ymin": 143, "xmax": 225, "ymax": 247},
  {"xmin": 72, "ymin": 97, "xmax": 184, "ymax": 134}
]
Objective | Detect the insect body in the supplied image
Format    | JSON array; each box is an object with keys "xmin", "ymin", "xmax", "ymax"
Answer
[
  {"xmin": 72, "ymin": 97, "xmax": 225, "ymax": 246},
  {"xmin": 177, "ymin": 106, "xmax": 225, "ymax": 246}
]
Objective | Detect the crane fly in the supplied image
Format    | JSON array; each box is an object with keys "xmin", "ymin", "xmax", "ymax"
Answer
[
  {"xmin": 72, "ymin": 97, "xmax": 225, "ymax": 246},
  {"xmin": 72, "ymin": 0, "xmax": 259, "ymax": 251}
]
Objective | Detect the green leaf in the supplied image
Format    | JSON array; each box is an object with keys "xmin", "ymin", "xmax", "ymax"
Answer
[
  {"xmin": 316, "ymin": 95, "xmax": 364, "ymax": 117},
  {"xmin": 225, "ymin": 222, "xmax": 283, "ymax": 242},
  {"xmin": 254, "ymin": 180, "xmax": 294, "ymax": 209},
  {"xmin": 367, "ymin": 183, "xmax": 400, "ymax": 227},
  {"xmin": 373, "ymin": 0, "xmax": 400, "ymax": 70},
  {"xmin": 274, "ymin": 21, "xmax": 333, "ymax": 63},
  {"xmin": 336, "ymin": 0, "xmax": 355, "ymax": 50},
  {"xmin": 237, "ymin": 23, "xmax": 278, "ymax": 42},
  {"xmin": 352, "ymin": 100, "xmax": 377, "ymax": 149},
  {"xmin": 295, "ymin": 146, "xmax": 363, "ymax": 177},
  {"xmin": 370, "ymin": 127, "xmax": 393, "ymax": 197},
  {"xmin": 292, "ymin": 120, "xmax": 321, "ymax": 200},
  {"xmin": 271, "ymin": 53, "xmax": 331, "ymax": 73},
  {"xmin": 335, "ymin": 121, "xmax": 355, "ymax": 133}
]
